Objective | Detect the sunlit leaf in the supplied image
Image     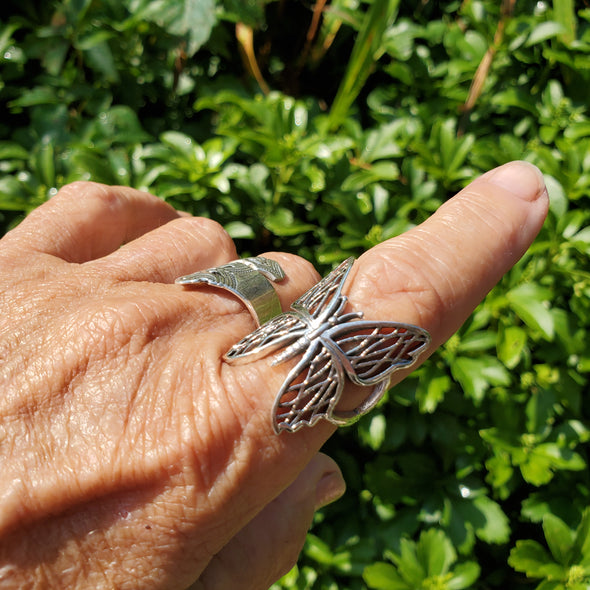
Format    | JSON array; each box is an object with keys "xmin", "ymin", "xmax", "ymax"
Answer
[
  {"xmin": 363, "ymin": 562, "xmax": 410, "ymax": 590},
  {"xmin": 472, "ymin": 495, "xmax": 511, "ymax": 544},
  {"xmin": 525, "ymin": 21, "xmax": 567, "ymax": 46},
  {"xmin": 506, "ymin": 284, "xmax": 555, "ymax": 340},
  {"xmin": 508, "ymin": 540, "xmax": 554, "ymax": 577},
  {"xmin": 543, "ymin": 513, "xmax": 574, "ymax": 566}
]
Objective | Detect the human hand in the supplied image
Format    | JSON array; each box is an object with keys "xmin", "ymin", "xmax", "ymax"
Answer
[{"xmin": 0, "ymin": 161, "xmax": 548, "ymax": 589}]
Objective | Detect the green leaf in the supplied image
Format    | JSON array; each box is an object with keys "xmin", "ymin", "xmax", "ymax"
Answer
[
  {"xmin": 457, "ymin": 331, "xmax": 497, "ymax": 353},
  {"xmin": 536, "ymin": 444, "xmax": 586, "ymax": 471},
  {"xmin": 484, "ymin": 454, "xmax": 514, "ymax": 492},
  {"xmin": 572, "ymin": 508, "xmax": 590, "ymax": 562},
  {"xmin": 508, "ymin": 539, "xmax": 554, "ymax": 577},
  {"xmin": 263, "ymin": 207, "xmax": 316, "ymax": 236},
  {"xmin": 536, "ymin": 581, "xmax": 567, "ymax": 590},
  {"xmin": 416, "ymin": 366, "xmax": 451, "ymax": 413},
  {"xmin": 544, "ymin": 175, "xmax": 567, "ymax": 217},
  {"xmin": 564, "ymin": 121, "xmax": 590, "ymax": 141},
  {"xmin": 451, "ymin": 356, "xmax": 510, "ymax": 404},
  {"xmin": 67, "ymin": 0, "xmax": 93, "ymax": 23},
  {"xmin": 361, "ymin": 124, "xmax": 405, "ymax": 162},
  {"xmin": 519, "ymin": 453, "xmax": 556, "ymax": 486},
  {"xmin": 361, "ymin": 413, "xmax": 387, "ymax": 451},
  {"xmin": 69, "ymin": 149, "xmax": 118, "ymax": 184},
  {"xmin": 9, "ymin": 86, "xmax": 59, "ymax": 108},
  {"xmin": 84, "ymin": 42, "xmax": 119, "ymax": 82},
  {"xmin": 416, "ymin": 529, "xmax": 456, "ymax": 577},
  {"xmin": 394, "ymin": 537, "xmax": 426, "ymax": 585},
  {"xmin": 161, "ymin": 131, "xmax": 198, "ymax": 158},
  {"xmin": 497, "ymin": 326, "xmax": 527, "ymax": 369},
  {"xmin": 94, "ymin": 106, "xmax": 151, "ymax": 145},
  {"xmin": 521, "ymin": 493, "xmax": 576, "ymax": 524},
  {"xmin": 124, "ymin": 0, "xmax": 216, "ymax": 56},
  {"xmin": 41, "ymin": 40, "xmax": 69, "ymax": 76},
  {"xmin": 519, "ymin": 443, "xmax": 585, "ymax": 486},
  {"xmin": 472, "ymin": 495, "xmax": 511, "ymax": 544},
  {"xmin": 553, "ymin": 0, "xmax": 577, "ymax": 44},
  {"xmin": 304, "ymin": 534, "xmax": 334, "ymax": 566},
  {"xmin": 328, "ymin": 0, "xmax": 401, "ymax": 129},
  {"xmin": 447, "ymin": 134, "xmax": 475, "ymax": 176},
  {"xmin": 525, "ymin": 21, "xmax": 567, "ymax": 46},
  {"xmin": 33, "ymin": 141, "xmax": 56, "ymax": 187},
  {"xmin": 76, "ymin": 30, "xmax": 116, "ymax": 50},
  {"xmin": 363, "ymin": 562, "xmax": 411, "ymax": 590},
  {"xmin": 543, "ymin": 513, "xmax": 575, "ymax": 566},
  {"xmin": 0, "ymin": 177, "xmax": 34, "ymax": 210},
  {"xmin": 447, "ymin": 562, "xmax": 481, "ymax": 589},
  {"xmin": 224, "ymin": 221, "xmax": 255, "ymax": 240},
  {"xmin": 506, "ymin": 283, "xmax": 555, "ymax": 340},
  {"xmin": 0, "ymin": 22, "xmax": 20, "ymax": 56},
  {"xmin": 0, "ymin": 142, "xmax": 29, "ymax": 161},
  {"xmin": 525, "ymin": 388, "xmax": 557, "ymax": 434},
  {"xmin": 221, "ymin": 0, "xmax": 265, "ymax": 27},
  {"xmin": 341, "ymin": 161, "xmax": 399, "ymax": 191},
  {"xmin": 168, "ymin": 0, "xmax": 217, "ymax": 56}
]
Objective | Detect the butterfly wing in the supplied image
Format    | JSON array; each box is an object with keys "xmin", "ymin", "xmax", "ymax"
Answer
[
  {"xmin": 272, "ymin": 342, "xmax": 345, "ymax": 434},
  {"xmin": 272, "ymin": 321, "xmax": 430, "ymax": 433},
  {"xmin": 323, "ymin": 320, "xmax": 431, "ymax": 385},
  {"xmin": 224, "ymin": 312, "xmax": 305, "ymax": 364},
  {"xmin": 291, "ymin": 257, "xmax": 354, "ymax": 319}
]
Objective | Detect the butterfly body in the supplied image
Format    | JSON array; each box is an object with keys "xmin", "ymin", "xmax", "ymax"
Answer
[{"xmin": 272, "ymin": 307, "xmax": 363, "ymax": 365}]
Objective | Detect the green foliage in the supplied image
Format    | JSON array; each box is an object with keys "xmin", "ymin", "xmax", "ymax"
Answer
[
  {"xmin": 509, "ymin": 508, "xmax": 590, "ymax": 589},
  {"xmin": 363, "ymin": 529, "xmax": 480, "ymax": 589},
  {"xmin": 2, "ymin": 0, "xmax": 590, "ymax": 588}
]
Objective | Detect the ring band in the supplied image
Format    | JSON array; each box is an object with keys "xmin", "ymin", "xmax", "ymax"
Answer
[
  {"xmin": 224, "ymin": 257, "xmax": 431, "ymax": 434},
  {"xmin": 175, "ymin": 257, "xmax": 285, "ymax": 326}
]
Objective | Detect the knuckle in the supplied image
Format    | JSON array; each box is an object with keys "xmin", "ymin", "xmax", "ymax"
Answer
[
  {"xmin": 54, "ymin": 181, "xmax": 109, "ymax": 204},
  {"xmin": 175, "ymin": 216, "xmax": 237, "ymax": 259},
  {"xmin": 55, "ymin": 182, "xmax": 163, "ymax": 217},
  {"xmin": 52, "ymin": 182, "xmax": 124, "ymax": 220}
]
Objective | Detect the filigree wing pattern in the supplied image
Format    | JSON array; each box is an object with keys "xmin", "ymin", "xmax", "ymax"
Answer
[
  {"xmin": 224, "ymin": 312, "xmax": 305, "ymax": 364},
  {"xmin": 272, "ymin": 343, "xmax": 344, "ymax": 433},
  {"xmin": 273, "ymin": 321, "xmax": 430, "ymax": 432},
  {"xmin": 325, "ymin": 321, "xmax": 431, "ymax": 385},
  {"xmin": 291, "ymin": 257, "xmax": 353, "ymax": 319}
]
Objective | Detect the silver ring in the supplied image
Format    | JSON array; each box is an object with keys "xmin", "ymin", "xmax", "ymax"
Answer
[
  {"xmin": 175, "ymin": 257, "xmax": 285, "ymax": 326},
  {"xmin": 224, "ymin": 257, "xmax": 431, "ymax": 434}
]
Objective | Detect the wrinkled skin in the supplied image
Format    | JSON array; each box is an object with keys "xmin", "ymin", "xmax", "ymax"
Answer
[{"xmin": 0, "ymin": 162, "xmax": 548, "ymax": 589}]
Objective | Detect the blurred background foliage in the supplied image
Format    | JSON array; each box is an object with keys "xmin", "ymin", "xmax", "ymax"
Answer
[{"xmin": 2, "ymin": 0, "xmax": 590, "ymax": 588}]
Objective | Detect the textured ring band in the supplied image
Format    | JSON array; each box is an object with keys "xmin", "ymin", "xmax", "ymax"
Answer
[{"xmin": 175, "ymin": 257, "xmax": 285, "ymax": 326}]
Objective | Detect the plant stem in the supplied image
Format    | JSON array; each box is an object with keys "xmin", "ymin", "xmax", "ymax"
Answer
[
  {"xmin": 327, "ymin": 0, "xmax": 400, "ymax": 131},
  {"xmin": 458, "ymin": 0, "xmax": 516, "ymax": 135}
]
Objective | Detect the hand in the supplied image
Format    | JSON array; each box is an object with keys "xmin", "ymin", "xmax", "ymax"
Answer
[{"xmin": 0, "ymin": 161, "xmax": 548, "ymax": 589}]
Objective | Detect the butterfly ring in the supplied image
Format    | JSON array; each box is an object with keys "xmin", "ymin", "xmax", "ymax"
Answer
[{"xmin": 224, "ymin": 258, "xmax": 431, "ymax": 434}]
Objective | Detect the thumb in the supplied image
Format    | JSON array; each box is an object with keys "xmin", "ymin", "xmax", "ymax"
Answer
[{"xmin": 192, "ymin": 453, "xmax": 345, "ymax": 590}]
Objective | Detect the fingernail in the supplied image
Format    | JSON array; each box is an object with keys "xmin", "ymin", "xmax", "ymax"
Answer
[
  {"xmin": 315, "ymin": 469, "xmax": 346, "ymax": 510},
  {"xmin": 485, "ymin": 161, "xmax": 546, "ymax": 202}
]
